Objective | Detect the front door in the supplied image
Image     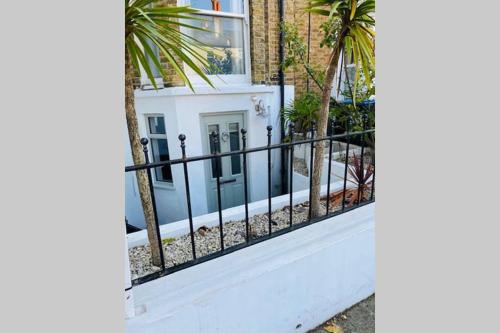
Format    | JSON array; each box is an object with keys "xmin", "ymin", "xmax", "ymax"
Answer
[{"xmin": 202, "ymin": 113, "xmax": 246, "ymax": 213}]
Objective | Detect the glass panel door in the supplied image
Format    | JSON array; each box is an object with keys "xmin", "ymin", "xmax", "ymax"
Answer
[
  {"xmin": 228, "ymin": 122, "xmax": 241, "ymax": 175},
  {"xmin": 207, "ymin": 124, "xmax": 221, "ymax": 178}
]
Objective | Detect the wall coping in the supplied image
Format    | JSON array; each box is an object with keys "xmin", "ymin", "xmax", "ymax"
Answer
[{"xmin": 134, "ymin": 84, "xmax": 282, "ymax": 98}]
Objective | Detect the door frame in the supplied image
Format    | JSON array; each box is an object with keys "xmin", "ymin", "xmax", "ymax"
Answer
[{"xmin": 200, "ymin": 110, "xmax": 250, "ymax": 212}]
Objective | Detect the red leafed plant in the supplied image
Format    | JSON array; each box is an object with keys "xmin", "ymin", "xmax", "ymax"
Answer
[
  {"xmin": 323, "ymin": 154, "xmax": 375, "ymax": 210},
  {"xmin": 347, "ymin": 153, "xmax": 374, "ymax": 201}
]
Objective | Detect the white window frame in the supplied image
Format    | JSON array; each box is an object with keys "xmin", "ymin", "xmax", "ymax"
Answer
[
  {"xmin": 177, "ymin": 0, "xmax": 252, "ymax": 86},
  {"xmin": 332, "ymin": 51, "xmax": 358, "ymax": 101},
  {"xmin": 144, "ymin": 114, "xmax": 174, "ymax": 188},
  {"xmin": 138, "ymin": 3, "xmax": 165, "ymax": 89}
]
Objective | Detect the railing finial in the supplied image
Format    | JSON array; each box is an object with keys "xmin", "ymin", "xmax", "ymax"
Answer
[
  {"xmin": 140, "ymin": 138, "xmax": 150, "ymax": 163},
  {"xmin": 241, "ymin": 128, "xmax": 247, "ymax": 148},
  {"xmin": 140, "ymin": 137, "xmax": 149, "ymax": 152},
  {"xmin": 178, "ymin": 134, "xmax": 187, "ymax": 158},
  {"xmin": 362, "ymin": 112, "xmax": 369, "ymax": 130},
  {"xmin": 211, "ymin": 131, "xmax": 219, "ymax": 145}
]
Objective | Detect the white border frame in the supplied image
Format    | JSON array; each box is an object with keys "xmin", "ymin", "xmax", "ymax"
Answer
[{"xmin": 144, "ymin": 113, "xmax": 175, "ymax": 189}]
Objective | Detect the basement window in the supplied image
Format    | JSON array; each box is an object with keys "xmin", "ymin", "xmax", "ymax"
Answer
[{"xmin": 145, "ymin": 115, "xmax": 173, "ymax": 184}]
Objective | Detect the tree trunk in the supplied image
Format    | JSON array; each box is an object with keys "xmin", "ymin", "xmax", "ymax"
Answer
[
  {"xmin": 125, "ymin": 51, "xmax": 163, "ymax": 267},
  {"xmin": 310, "ymin": 27, "xmax": 348, "ymax": 217}
]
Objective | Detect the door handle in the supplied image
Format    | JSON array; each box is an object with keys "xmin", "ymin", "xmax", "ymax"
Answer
[{"xmin": 220, "ymin": 178, "xmax": 236, "ymax": 185}]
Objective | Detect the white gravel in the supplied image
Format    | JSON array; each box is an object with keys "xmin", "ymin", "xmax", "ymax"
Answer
[{"xmin": 128, "ymin": 195, "xmax": 370, "ymax": 280}]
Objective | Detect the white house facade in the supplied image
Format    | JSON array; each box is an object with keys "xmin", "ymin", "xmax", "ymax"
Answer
[
  {"xmin": 125, "ymin": 83, "xmax": 294, "ymax": 227},
  {"xmin": 125, "ymin": 0, "xmax": 343, "ymax": 228}
]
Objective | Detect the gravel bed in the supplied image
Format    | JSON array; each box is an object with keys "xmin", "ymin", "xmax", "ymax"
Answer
[
  {"xmin": 333, "ymin": 148, "xmax": 374, "ymax": 164},
  {"xmin": 128, "ymin": 199, "xmax": 341, "ymax": 280},
  {"xmin": 128, "ymin": 191, "xmax": 374, "ymax": 280}
]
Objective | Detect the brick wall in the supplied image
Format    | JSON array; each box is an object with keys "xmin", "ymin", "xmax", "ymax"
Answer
[
  {"xmin": 286, "ymin": 0, "xmax": 330, "ymax": 97},
  {"xmin": 140, "ymin": 0, "xmax": 330, "ymax": 98},
  {"xmin": 250, "ymin": 0, "xmax": 330, "ymax": 97}
]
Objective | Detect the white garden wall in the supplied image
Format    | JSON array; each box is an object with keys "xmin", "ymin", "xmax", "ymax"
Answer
[
  {"xmin": 125, "ymin": 203, "xmax": 375, "ymax": 333},
  {"xmin": 292, "ymin": 158, "xmax": 348, "ymax": 193}
]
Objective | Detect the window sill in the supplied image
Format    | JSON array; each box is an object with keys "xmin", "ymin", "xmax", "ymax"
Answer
[
  {"xmin": 135, "ymin": 84, "xmax": 276, "ymax": 98},
  {"xmin": 153, "ymin": 182, "xmax": 175, "ymax": 191}
]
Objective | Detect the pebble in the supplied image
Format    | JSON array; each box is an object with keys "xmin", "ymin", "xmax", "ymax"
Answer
[{"xmin": 128, "ymin": 198, "xmax": 352, "ymax": 279}]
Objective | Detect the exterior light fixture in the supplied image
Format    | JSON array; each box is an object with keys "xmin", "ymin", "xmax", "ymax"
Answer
[{"xmin": 251, "ymin": 96, "xmax": 267, "ymax": 116}]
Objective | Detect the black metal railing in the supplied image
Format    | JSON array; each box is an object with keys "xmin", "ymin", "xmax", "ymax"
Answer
[{"xmin": 126, "ymin": 115, "xmax": 375, "ymax": 286}]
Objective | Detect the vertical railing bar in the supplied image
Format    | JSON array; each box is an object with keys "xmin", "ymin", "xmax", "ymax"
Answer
[
  {"xmin": 267, "ymin": 125, "xmax": 273, "ymax": 235},
  {"xmin": 288, "ymin": 123, "xmax": 295, "ymax": 227},
  {"xmin": 211, "ymin": 131, "xmax": 225, "ymax": 252},
  {"xmin": 341, "ymin": 117, "xmax": 352, "ymax": 211},
  {"xmin": 325, "ymin": 117, "xmax": 335, "ymax": 216},
  {"xmin": 357, "ymin": 112, "xmax": 368, "ymax": 205},
  {"xmin": 241, "ymin": 128, "xmax": 250, "ymax": 242},
  {"xmin": 140, "ymin": 138, "xmax": 166, "ymax": 271},
  {"xmin": 178, "ymin": 134, "xmax": 196, "ymax": 261},
  {"xmin": 307, "ymin": 121, "xmax": 316, "ymax": 222}
]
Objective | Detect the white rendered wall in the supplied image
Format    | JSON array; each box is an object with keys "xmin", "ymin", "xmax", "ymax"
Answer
[
  {"xmin": 125, "ymin": 84, "xmax": 295, "ymax": 228},
  {"xmin": 292, "ymin": 158, "xmax": 349, "ymax": 193},
  {"xmin": 125, "ymin": 203, "xmax": 375, "ymax": 333}
]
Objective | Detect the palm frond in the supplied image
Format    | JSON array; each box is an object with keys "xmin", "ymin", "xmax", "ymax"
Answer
[
  {"xmin": 308, "ymin": 0, "xmax": 375, "ymax": 105},
  {"xmin": 125, "ymin": 0, "xmax": 214, "ymax": 90}
]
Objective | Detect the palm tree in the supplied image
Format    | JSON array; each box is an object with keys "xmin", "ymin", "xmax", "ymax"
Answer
[
  {"xmin": 307, "ymin": 0, "xmax": 375, "ymax": 217},
  {"xmin": 125, "ymin": 0, "xmax": 213, "ymax": 266}
]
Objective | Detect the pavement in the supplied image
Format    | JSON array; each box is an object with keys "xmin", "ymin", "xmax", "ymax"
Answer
[{"xmin": 308, "ymin": 294, "xmax": 375, "ymax": 333}]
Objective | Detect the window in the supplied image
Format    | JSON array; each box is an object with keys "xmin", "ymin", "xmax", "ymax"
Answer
[
  {"xmin": 140, "ymin": 4, "xmax": 163, "ymax": 89},
  {"xmin": 179, "ymin": 0, "xmax": 249, "ymax": 80},
  {"xmin": 207, "ymin": 124, "xmax": 221, "ymax": 178},
  {"xmin": 228, "ymin": 122, "xmax": 241, "ymax": 175},
  {"xmin": 145, "ymin": 115, "xmax": 173, "ymax": 184},
  {"xmin": 144, "ymin": 40, "xmax": 162, "ymax": 79}
]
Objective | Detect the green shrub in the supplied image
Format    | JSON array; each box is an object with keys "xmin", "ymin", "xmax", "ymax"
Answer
[{"xmin": 282, "ymin": 92, "xmax": 322, "ymax": 136}]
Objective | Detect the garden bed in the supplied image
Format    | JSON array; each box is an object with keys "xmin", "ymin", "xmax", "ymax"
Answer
[{"xmin": 128, "ymin": 189, "xmax": 374, "ymax": 280}]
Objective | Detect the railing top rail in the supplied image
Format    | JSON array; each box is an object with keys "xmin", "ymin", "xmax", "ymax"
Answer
[{"xmin": 125, "ymin": 128, "xmax": 374, "ymax": 172}]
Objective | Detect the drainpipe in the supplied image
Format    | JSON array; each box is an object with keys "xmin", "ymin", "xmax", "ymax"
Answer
[
  {"xmin": 306, "ymin": 11, "xmax": 311, "ymax": 92},
  {"xmin": 278, "ymin": 0, "xmax": 286, "ymax": 194}
]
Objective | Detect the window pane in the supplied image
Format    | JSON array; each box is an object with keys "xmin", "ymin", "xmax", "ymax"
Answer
[
  {"xmin": 229, "ymin": 123, "xmax": 241, "ymax": 175},
  {"xmin": 148, "ymin": 116, "xmax": 166, "ymax": 134},
  {"xmin": 343, "ymin": 65, "xmax": 356, "ymax": 96},
  {"xmin": 151, "ymin": 138, "xmax": 172, "ymax": 182},
  {"xmin": 190, "ymin": 0, "xmax": 244, "ymax": 14},
  {"xmin": 144, "ymin": 40, "xmax": 162, "ymax": 79},
  {"xmin": 208, "ymin": 125, "xmax": 221, "ymax": 178},
  {"xmin": 228, "ymin": 123, "xmax": 239, "ymax": 132},
  {"xmin": 185, "ymin": 15, "xmax": 245, "ymax": 75}
]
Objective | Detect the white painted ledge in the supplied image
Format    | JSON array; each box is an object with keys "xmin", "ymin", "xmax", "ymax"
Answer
[
  {"xmin": 135, "ymin": 84, "xmax": 277, "ymax": 98},
  {"xmin": 125, "ymin": 203, "xmax": 375, "ymax": 333}
]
